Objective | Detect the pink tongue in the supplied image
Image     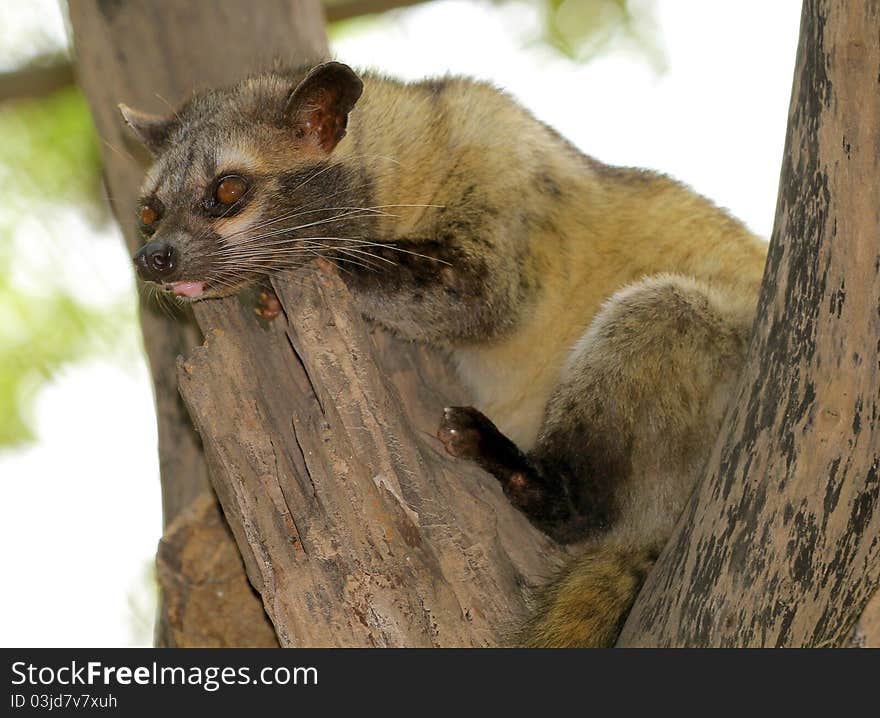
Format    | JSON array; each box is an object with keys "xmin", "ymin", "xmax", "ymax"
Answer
[{"xmin": 170, "ymin": 281, "xmax": 205, "ymax": 298}]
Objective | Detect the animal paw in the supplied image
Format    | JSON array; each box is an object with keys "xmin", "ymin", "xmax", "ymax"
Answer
[
  {"xmin": 437, "ymin": 406, "xmax": 492, "ymax": 460},
  {"xmin": 254, "ymin": 290, "xmax": 282, "ymax": 320}
]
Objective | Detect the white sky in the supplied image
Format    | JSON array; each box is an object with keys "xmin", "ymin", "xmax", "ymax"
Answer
[{"xmin": 0, "ymin": 0, "xmax": 801, "ymax": 647}]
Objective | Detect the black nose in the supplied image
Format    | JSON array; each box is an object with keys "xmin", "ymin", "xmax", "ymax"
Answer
[{"xmin": 134, "ymin": 241, "xmax": 176, "ymax": 282}]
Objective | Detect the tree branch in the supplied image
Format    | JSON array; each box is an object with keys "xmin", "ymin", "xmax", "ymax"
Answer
[
  {"xmin": 178, "ymin": 271, "xmax": 567, "ymax": 647},
  {"xmin": 324, "ymin": 0, "xmax": 424, "ymax": 22},
  {"xmin": 0, "ymin": 61, "xmax": 74, "ymax": 103}
]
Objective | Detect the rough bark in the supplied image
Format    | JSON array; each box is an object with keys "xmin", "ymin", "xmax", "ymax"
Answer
[
  {"xmin": 69, "ymin": 0, "xmax": 328, "ymax": 648},
  {"xmin": 617, "ymin": 0, "xmax": 880, "ymax": 647},
  {"xmin": 155, "ymin": 494, "xmax": 279, "ymax": 648},
  {"xmin": 178, "ymin": 273, "xmax": 566, "ymax": 647}
]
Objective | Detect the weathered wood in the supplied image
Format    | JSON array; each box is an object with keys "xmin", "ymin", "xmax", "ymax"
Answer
[
  {"xmin": 179, "ymin": 271, "xmax": 567, "ymax": 647},
  {"xmin": 618, "ymin": 0, "xmax": 880, "ymax": 647},
  {"xmin": 155, "ymin": 494, "xmax": 279, "ymax": 647},
  {"xmin": 69, "ymin": 0, "xmax": 328, "ymax": 647}
]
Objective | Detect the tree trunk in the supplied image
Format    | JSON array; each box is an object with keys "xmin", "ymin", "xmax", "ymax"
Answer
[
  {"xmin": 617, "ymin": 0, "xmax": 880, "ymax": 647},
  {"xmin": 69, "ymin": 0, "xmax": 328, "ymax": 648}
]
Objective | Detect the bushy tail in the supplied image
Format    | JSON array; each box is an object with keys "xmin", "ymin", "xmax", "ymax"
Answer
[{"xmin": 516, "ymin": 545, "xmax": 656, "ymax": 647}]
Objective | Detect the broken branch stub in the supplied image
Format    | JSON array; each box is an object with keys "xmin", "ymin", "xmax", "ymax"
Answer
[{"xmin": 178, "ymin": 267, "xmax": 566, "ymax": 647}]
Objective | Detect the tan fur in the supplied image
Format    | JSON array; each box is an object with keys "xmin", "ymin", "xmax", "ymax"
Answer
[
  {"xmin": 513, "ymin": 276, "xmax": 757, "ymax": 646},
  {"xmin": 342, "ymin": 77, "xmax": 765, "ymax": 645},
  {"xmin": 517, "ymin": 544, "xmax": 657, "ymax": 647},
  {"xmin": 128, "ymin": 65, "xmax": 769, "ymax": 647},
  {"xmin": 336, "ymin": 76, "xmax": 767, "ymax": 646},
  {"xmin": 555, "ymin": 275, "xmax": 755, "ymax": 547},
  {"xmin": 330, "ymin": 75, "xmax": 767, "ymax": 447}
]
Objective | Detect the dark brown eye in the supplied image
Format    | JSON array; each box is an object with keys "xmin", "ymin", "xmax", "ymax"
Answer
[
  {"xmin": 215, "ymin": 175, "xmax": 247, "ymax": 205},
  {"xmin": 140, "ymin": 205, "xmax": 158, "ymax": 225}
]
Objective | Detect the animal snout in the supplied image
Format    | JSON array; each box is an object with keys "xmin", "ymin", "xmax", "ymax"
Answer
[{"xmin": 134, "ymin": 240, "xmax": 177, "ymax": 282}]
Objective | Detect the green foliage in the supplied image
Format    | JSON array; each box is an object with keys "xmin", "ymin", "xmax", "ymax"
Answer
[
  {"xmin": 0, "ymin": 87, "xmax": 134, "ymax": 447},
  {"xmin": 0, "ymin": 86, "xmax": 103, "ymax": 212},
  {"xmin": 0, "ymin": 283, "xmax": 128, "ymax": 446},
  {"xmin": 535, "ymin": 0, "xmax": 665, "ymax": 70}
]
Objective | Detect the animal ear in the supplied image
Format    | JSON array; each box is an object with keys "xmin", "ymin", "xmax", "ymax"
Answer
[
  {"xmin": 118, "ymin": 103, "xmax": 177, "ymax": 156},
  {"xmin": 283, "ymin": 62, "xmax": 363, "ymax": 154}
]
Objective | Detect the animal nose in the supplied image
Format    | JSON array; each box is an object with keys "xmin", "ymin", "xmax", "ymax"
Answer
[{"xmin": 133, "ymin": 241, "xmax": 176, "ymax": 281}]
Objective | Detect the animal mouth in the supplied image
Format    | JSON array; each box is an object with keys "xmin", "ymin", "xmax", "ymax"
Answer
[{"xmin": 165, "ymin": 280, "xmax": 206, "ymax": 298}]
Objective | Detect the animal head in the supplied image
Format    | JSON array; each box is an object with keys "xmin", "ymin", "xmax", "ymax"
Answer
[{"xmin": 121, "ymin": 61, "xmax": 364, "ymax": 300}]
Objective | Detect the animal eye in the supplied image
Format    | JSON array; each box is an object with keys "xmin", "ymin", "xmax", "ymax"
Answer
[
  {"xmin": 140, "ymin": 205, "xmax": 158, "ymax": 226},
  {"xmin": 215, "ymin": 175, "xmax": 248, "ymax": 205}
]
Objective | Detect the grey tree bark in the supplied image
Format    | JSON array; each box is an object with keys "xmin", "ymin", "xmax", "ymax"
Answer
[{"xmin": 617, "ymin": 0, "xmax": 880, "ymax": 647}]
